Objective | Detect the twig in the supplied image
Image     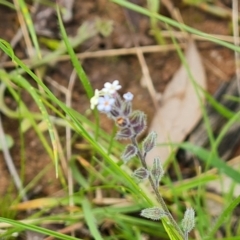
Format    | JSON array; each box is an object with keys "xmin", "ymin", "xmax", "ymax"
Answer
[
  {"xmin": 66, "ymin": 70, "xmax": 76, "ymax": 209},
  {"xmin": 232, "ymin": 0, "xmax": 240, "ymax": 95},
  {"xmin": 1, "ymin": 43, "xmax": 185, "ymax": 68}
]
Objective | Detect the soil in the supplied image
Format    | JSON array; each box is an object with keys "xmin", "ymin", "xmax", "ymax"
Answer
[{"xmin": 0, "ymin": 0, "xmax": 239, "ymax": 238}]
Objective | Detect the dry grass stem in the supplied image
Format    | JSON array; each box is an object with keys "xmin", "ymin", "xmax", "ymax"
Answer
[{"xmin": 232, "ymin": 0, "xmax": 240, "ymax": 94}]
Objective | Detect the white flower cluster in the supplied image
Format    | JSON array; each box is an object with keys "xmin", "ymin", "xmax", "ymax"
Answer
[{"xmin": 90, "ymin": 80, "xmax": 134, "ymax": 112}]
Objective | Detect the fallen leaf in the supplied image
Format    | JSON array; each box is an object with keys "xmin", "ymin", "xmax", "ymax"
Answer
[{"xmin": 146, "ymin": 39, "xmax": 206, "ymax": 165}]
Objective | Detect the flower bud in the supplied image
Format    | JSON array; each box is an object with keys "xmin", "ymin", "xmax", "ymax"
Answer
[
  {"xmin": 115, "ymin": 127, "xmax": 134, "ymax": 140},
  {"xmin": 113, "ymin": 93, "xmax": 122, "ymax": 109},
  {"xmin": 121, "ymin": 144, "xmax": 138, "ymax": 163},
  {"xmin": 132, "ymin": 167, "xmax": 149, "ymax": 181},
  {"xmin": 143, "ymin": 131, "xmax": 157, "ymax": 153},
  {"xmin": 110, "ymin": 107, "xmax": 121, "ymax": 118},
  {"xmin": 129, "ymin": 111, "xmax": 147, "ymax": 136},
  {"xmin": 140, "ymin": 207, "xmax": 166, "ymax": 221},
  {"xmin": 151, "ymin": 157, "xmax": 164, "ymax": 188},
  {"xmin": 182, "ymin": 208, "xmax": 195, "ymax": 234},
  {"xmin": 122, "ymin": 101, "xmax": 132, "ymax": 116}
]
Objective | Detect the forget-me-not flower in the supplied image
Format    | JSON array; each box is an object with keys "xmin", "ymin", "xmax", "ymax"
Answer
[
  {"xmin": 97, "ymin": 95, "xmax": 115, "ymax": 112},
  {"xmin": 123, "ymin": 92, "xmax": 134, "ymax": 101},
  {"xmin": 102, "ymin": 80, "xmax": 122, "ymax": 94}
]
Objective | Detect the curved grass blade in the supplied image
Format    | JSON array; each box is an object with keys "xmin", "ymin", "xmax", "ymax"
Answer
[
  {"xmin": 0, "ymin": 70, "xmax": 54, "ymax": 159},
  {"xmin": 81, "ymin": 198, "xmax": 104, "ymax": 240},
  {"xmin": 0, "ymin": 217, "xmax": 80, "ymax": 240},
  {"xmin": 162, "ymin": 217, "xmax": 183, "ymax": 240},
  {"xmin": 111, "ymin": 0, "xmax": 240, "ymax": 52},
  {"xmin": 203, "ymin": 89, "xmax": 234, "ymax": 119},
  {"xmin": 12, "ymin": 74, "xmax": 59, "ymax": 176},
  {"xmin": 206, "ymin": 195, "xmax": 240, "ymax": 239},
  {"xmin": 17, "ymin": 0, "xmax": 41, "ymax": 58},
  {"xmin": 180, "ymin": 143, "xmax": 240, "ymax": 184},
  {"xmin": 56, "ymin": 4, "xmax": 93, "ymax": 99},
  {"xmin": 0, "ymin": 0, "xmax": 15, "ymax": 9}
]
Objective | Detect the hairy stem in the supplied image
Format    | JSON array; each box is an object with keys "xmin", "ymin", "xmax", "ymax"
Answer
[{"xmin": 131, "ymin": 136, "xmax": 184, "ymax": 238}]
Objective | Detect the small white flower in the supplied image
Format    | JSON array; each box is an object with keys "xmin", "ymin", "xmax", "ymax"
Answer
[
  {"xmin": 90, "ymin": 89, "xmax": 100, "ymax": 109},
  {"xmin": 123, "ymin": 92, "xmax": 134, "ymax": 101},
  {"xmin": 97, "ymin": 95, "xmax": 115, "ymax": 112},
  {"xmin": 102, "ymin": 80, "xmax": 122, "ymax": 94}
]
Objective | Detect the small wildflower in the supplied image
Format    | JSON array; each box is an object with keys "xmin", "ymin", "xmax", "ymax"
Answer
[
  {"xmin": 123, "ymin": 92, "xmax": 134, "ymax": 101},
  {"xmin": 182, "ymin": 208, "xmax": 195, "ymax": 234},
  {"xmin": 141, "ymin": 207, "xmax": 166, "ymax": 221},
  {"xmin": 97, "ymin": 95, "xmax": 115, "ymax": 112},
  {"xmin": 90, "ymin": 89, "xmax": 100, "ymax": 109},
  {"xmin": 102, "ymin": 80, "xmax": 122, "ymax": 94}
]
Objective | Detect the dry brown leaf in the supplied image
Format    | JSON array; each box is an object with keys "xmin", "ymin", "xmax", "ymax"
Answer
[{"xmin": 146, "ymin": 39, "xmax": 206, "ymax": 165}]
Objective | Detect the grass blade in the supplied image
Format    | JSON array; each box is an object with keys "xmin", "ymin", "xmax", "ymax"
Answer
[
  {"xmin": 0, "ymin": 217, "xmax": 80, "ymax": 240},
  {"xmin": 206, "ymin": 195, "xmax": 240, "ymax": 239},
  {"xmin": 56, "ymin": 4, "xmax": 93, "ymax": 99},
  {"xmin": 81, "ymin": 198, "xmax": 104, "ymax": 240},
  {"xmin": 17, "ymin": 0, "xmax": 41, "ymax": 58},
  {"xmin": 180, "ymin": 143, "xmax": 240, "ymax": 184},
  {"xmin": 111, "ymin": 0, "xmax": 240, "ymax": 52}
]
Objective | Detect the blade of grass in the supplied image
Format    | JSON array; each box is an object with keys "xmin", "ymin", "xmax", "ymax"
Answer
[
  {"xmin": 206, "ymin": 195, "xmax": 240, "ymax": 239},
  {"xmin": 13, "ymin": 74, "xmax": 59, "ymax": 176},
  {"xmin": 203, "ymin": 89, "xmax": 235, "ymax": 119},
  {"xmin": 17, "ymin": 0, "xmax": 41, "ymax": 58},
  {"xmin": 0, "ymin": 217, "xmax": 80, "ymax": 240},
  {"xmin": 81, "ymin": 198, "xmax": 104, "ymax": 240},
  {"xmin": 0, "ymin": 70, "xmax": 54, "ymax": 160},
  {"xmin": 111, "ymin": 0, "xmax": 240, "ymax": 52},
  {"xmin": 56, "ymin": 4, "xmax": 93, "ymax": 99},
  {"xmin": 180, "ymin": 143, "xmax": 240, "ymax": 184},
  {"xmin": 0, "ymin": 0, "xmax": 15, "ymax": 9},
  {"xmin": 56, "ymin": 3, "xmax": 101, "ymax": 140},
  {"xmin": 212, "ymin": 109, "xmax": 240, "ymax": 153}
]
